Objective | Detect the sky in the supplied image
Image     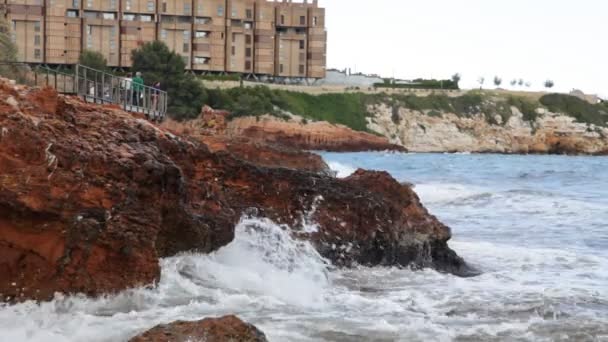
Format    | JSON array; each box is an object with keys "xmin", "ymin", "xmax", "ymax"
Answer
[{"xmin": 318, "ymin": 0, "xmax": 608, "ymax": 97}]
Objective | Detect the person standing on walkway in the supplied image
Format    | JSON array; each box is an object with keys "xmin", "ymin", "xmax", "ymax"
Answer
[
  {"xmin": 121, "ymin": 72, "xmax": 133, "ymax": 105},
  {"xmin": 152, "ymin": 81, "xmax": 161, "ymax": 115},
  {"xmin": 132, "ymin": 72, "xmax": 144, "ymax": 107}
]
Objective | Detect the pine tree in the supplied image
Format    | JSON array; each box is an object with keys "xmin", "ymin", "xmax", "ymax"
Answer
[{"xmin": 0, "ymin": 13, "xmax": 24, "ymax": 81}]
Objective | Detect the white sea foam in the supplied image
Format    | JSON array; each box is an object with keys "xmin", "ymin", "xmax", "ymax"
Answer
[
  {"xmin": 2, "ymin": 153, "xmax": 608, "ymax": 341},
  {"xmin": 327, "ymin": 161, "xmax": 356, "ymax": 178}
]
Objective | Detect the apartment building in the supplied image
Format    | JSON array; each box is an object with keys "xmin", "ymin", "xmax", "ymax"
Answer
[{"xmin": 1, "ymin": 0, "xmax": 326, "ymax": 79}]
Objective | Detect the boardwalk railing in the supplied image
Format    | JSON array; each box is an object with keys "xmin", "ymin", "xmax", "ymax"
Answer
[{"xmin": 0, "ymin": 62, "xmax": 168, "ymax": 121}]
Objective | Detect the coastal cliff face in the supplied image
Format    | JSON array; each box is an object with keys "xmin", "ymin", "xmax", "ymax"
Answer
[
  {"xmin": 368, "ymin": 103, "xmax": 608, "ymax": 154},
  {"xmin": 226, "ymin": 115, "xmax": 405, "ymax": 152},
  {"xmin": 0, "ymin": 80, "xmax": 468, "ymax": 303}
]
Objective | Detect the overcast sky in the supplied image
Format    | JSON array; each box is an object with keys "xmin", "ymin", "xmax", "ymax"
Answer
[{"xmin": 318, "ymin": 0, "xmax": 607, "ymax": 97}]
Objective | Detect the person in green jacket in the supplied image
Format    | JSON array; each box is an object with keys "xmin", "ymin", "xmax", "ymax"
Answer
[{"xmin": 132, "ymin": 72, "xmax": 144, "ymax": 107}]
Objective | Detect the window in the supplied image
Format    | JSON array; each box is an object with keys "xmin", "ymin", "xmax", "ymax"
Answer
[
  {"xmin": 217, "ymin": 5, "xmax": 224, "ymax": 16},
  {"xmin": 182, "ymin": 56, "xmax": 189, "ymax": 65},
  {"xmin": 195, "ymin": 31, "xmax": 208, "ymax": 38},
  {"xmin": 123, "ymin": 14, "xmax": 135, "ymax": 21},
  {"xmin": 246, "ymin": 9, "xmax": 252, "ymax": 19},
  {"xmin": 280, "ymin": 15, "xmax": 284, "ymax": 25},
  {"xmin": 244, "ymin": 22, "xmax": 251, "ymax": 30},
  {"xmin": 313, "ymin": 16, "xmax": 318, "ymax": 26},
  {"xmin": 34, "ymin": 49, "xmax": 41, "ymax": 59},
  {"xmin": 279, "ymin": 64, "xmax": 284, "ymax": 73},
  {"xmin": 245, "ymin": 35, "xmax": 251, "ymax": 44},
  {"xmin": 161, "ymin": 29, "xmax": 167, "ymax": 39},
  {"xmin": 125, "ymin": 0, "xmax": 131, "ymax": 11},
  {"xmin": 66, "ymin": 10, "xmax": 78, "ymax": 17},
  {"xmin": 300, "ymin": 16, "xmax": 305, "ymax": 25},
  {"xmin": 245, "ymin": 61, "xmax": 251, "ymax": 70},
  {"xmin": 72, "ymin": 0, "xmax": 79, "ymax": 8},
  {"xmin": 87, "ymin": 0, "xmax": 92, "ymax": 8},
  {"xmin": 147, "ymin": 1, "xmax": 155, "ymax": 12},
  {"xmin": 34, "ymin": 35, "xmax": 40, "ymax": 46},
  {"xmin": 231, "ymin": 9, "xmax": 237, "ymax": 18},
  {"xmin": 245, "ymin": 48, "xmax": 251, "ymax": 57},
  {"xmin": 183, "ymin": 31, "xmax": 190, "ymax": 52},
  {"xmin": 140, "ymin": 15, "xmax": 152, "ymax": 22},
  {"xmin": 184, "ymin": 3, "xmax": 191, "ymax": 15},
  {"xmin": 110, "ymin": 0, "xmax": 116, "ymax": 10},
  {"xmin": 231, "ymin": 46, "xmax": 235, "ymax": 56},
  {"xmin": 232, "ymin": 33, "xmax": 236, "ymax": 43},
  {"xmin": 299, "ymin": 40, "xmax": 304, "ymax": 49},
  {"xmin": 33, "ymin": 22, "xmax": 40, "ymax": 32},
  {"xmin": 162, "ymin": 2, "xmax": 167, "ymax": 12},
  {"xmin": 299, "ymin": 64, "xmax": 305, "ymax": 75},
  {"xmin": 102, "ymin": 12, "xmax": 116, "ymax": 20},
  {"xmin": 194, "ymin": 57, "xmax": 208, "ymax": 64}
]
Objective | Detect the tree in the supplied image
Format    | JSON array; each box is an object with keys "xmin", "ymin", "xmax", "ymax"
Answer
[
  {"xmin": 131, "ymin": 41, "xmax": 207, "ymax": 120},
  {"xmin": 518, "ymin": 79, "xmax": 524, "ymax": 86},
  {"xmin": 494, "ymin": 76, "xmax": 502, "ymax": 87},
  {"xmin": 525, "ymin": 82, "xmax": 531, "ymax": 88},
  {"xmin": 451, "ymin": 73, "xmax": 461, "ymax": 87},
  {"xmin": 79, "ymin": 50, "xmax": 108, "ymax": 71},
  {"xmin": 478, "ymin": 77, "xmax": 485, "ymax": 89},
  {"xmin": 0, "ymin": 14, "xmax": 25, "ymax": 81},
  {"xmin": 510, "ymin": 79, "xmax": 517, "ymax": 87},
  {"xmin": 544, "ymin": 80, "xmax": 555, "ymax": 89}
]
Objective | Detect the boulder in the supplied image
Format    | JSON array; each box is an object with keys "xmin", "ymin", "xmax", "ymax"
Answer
[{"xmin": 129, "ymin": 315, "xmax": 267, "ymax": 342}]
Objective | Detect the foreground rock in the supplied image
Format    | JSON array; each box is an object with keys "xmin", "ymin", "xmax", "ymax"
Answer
[
  {"xmin": 0, "ymin": 80, "xmax": 469, "ymax": 303},
  {"xmin": 369, "ymin": 103, "xmax": 608, "ymax": 154},
  {"xmin": 129, "ymin": 315, "xmax": 267, "ymax": 342}
]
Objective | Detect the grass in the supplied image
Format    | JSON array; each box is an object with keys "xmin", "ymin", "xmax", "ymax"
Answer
[
  {"xmin": 206, "ymin": 86, "xmax": 372, "ymax": 132},
  {"xmin": 203, "ymin": 84, "xmax": 608, "ymax": 133},
  {"xmin": 540, "ymin": 94, "xmax": 608, "ymax": 127}
]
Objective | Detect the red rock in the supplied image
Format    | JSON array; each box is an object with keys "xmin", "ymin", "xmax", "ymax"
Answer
[
  {"xmin": 129, "ymin": 315, "xmax": 267, "ymax": 342},
  {"xmin": 227, "ymin": 115, "xmax": 406, "ymax": 152},
  {"xmin": 0, "ymin": 78, "xmax": 471, "ymax": 303}
]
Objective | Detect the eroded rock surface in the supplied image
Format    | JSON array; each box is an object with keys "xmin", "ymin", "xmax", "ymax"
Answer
[
  {"xmin": 0, "ymin": 80, "xmax": 469, "ymax": 303},
  {"xmin": 129, "ymin": 315, "xmax": 267, "ymax": 342},
  {"xmin": 369, "ymin": 103, "xmax": 608, "ymax": 154},
  {"xmin": 227, "ymin": 115, "xmax": 405, "ymax": 152}
]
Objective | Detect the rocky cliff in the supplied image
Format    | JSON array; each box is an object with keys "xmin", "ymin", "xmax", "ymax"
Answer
[
  {"xmin": 0, "ymin": 80, "xmax": 470, "ymax": 303},
  {"xmin": 226, "ymin": 115, "xmax": 405, "ymax": 152},
  {"xmin": 368, "ymin": 103, "xmax": 608, "ymax": 154}
]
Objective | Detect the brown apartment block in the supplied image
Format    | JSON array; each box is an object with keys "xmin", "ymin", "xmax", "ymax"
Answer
[{"xmin": 1, "ymin": 0, "xmax": 326, "ymax": 78}]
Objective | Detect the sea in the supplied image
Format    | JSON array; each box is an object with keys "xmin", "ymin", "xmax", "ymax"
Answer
[{"xmin": 1, "ymin": 152, "xmax": 607, "ymax": 342}]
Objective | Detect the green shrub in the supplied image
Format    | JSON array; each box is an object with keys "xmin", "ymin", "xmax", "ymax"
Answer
[
  {"xmin": 507, "ymin": 96, "xmax": 538, "ymax": 122},
  {"xmin": 540, "ymin": 94, "xmax": 608, "ymax": 126},
  {"xmin": 78, "ymin": 50, "xmax": 108, "ymax": 71}
]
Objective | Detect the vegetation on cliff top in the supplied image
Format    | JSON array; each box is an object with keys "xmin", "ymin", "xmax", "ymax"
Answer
[{"xmin": 205, "ymin": 85, "xmax": 607, "ymax": 131}]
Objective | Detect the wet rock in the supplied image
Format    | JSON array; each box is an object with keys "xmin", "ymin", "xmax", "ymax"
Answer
[
  {"xmin": 0, "ymin": 78, "xmax": 471, "ymax": 303},
  {"xmin": 129, "ymin": 315, "xmax": 267, "ymax": 342}
]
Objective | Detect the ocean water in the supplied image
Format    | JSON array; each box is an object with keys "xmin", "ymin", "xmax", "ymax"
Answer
[{"xmin": 1, "ymin": 153, "xmax": 607, "ymax": 341}]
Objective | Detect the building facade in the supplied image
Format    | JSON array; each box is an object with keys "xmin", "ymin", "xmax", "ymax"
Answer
[{"xmin": 0, "ymin": 0, "xmax": 326, "ymax": 78}]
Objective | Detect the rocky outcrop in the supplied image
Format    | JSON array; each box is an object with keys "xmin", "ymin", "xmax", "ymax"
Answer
[
  {"xmin": 129, "ymin": 315, "xmax": 267, "ymax": 342},
  {"xmin": 368, "ymin": 103, "xmax": 608, "ymax": 154},
  {"xmin": 0, "ymin": 79, "xmax": 469, "ymax": 303},
  {"xmin": 227, "ymin": 115, "xmax": 405, "ymax": 152}
]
